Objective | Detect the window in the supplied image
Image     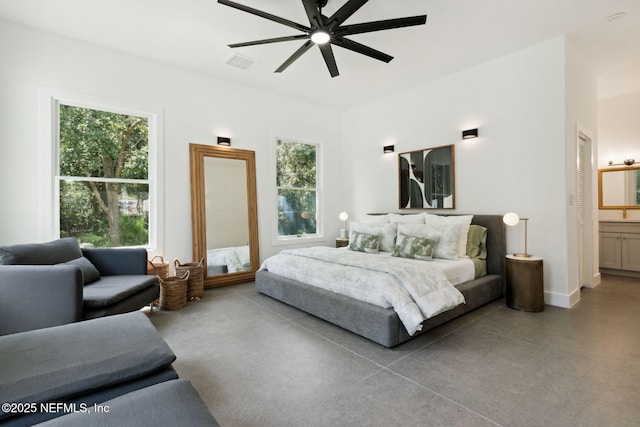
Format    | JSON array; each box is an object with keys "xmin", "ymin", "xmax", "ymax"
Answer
[
  {"xmin": 275, "ymin": 138, "xmax": 320, "ymax": 239},
  {"xmin": 56, "ymin": 103, "xmax": 152, "ymax": 247}
]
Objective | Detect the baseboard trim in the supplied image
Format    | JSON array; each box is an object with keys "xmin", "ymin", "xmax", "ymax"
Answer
[
  {"xmin": 544, "ymin": 288, "xmax": 580, "ymax": 308},
  {"xmin": 599, "ymin": 268, "xmax": 640, "ymax": 279}
]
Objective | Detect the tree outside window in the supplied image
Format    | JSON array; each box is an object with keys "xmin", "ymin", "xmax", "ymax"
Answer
[
  {"xmin": 276, "ymin": 139, "xmax": 318, "ymax": 237},
  {"xmin": 58, "ymin": 105, "xmax": 150, "ymax": 247}
]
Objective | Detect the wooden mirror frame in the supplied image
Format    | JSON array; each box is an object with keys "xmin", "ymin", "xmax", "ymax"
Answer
[
  {"xmin": 598, "ymin": 165, "xmax": 640, "ymax": 219},
  {"xmin": 190, "ymin": 143, "xmax": 260, "ymax": 287}
]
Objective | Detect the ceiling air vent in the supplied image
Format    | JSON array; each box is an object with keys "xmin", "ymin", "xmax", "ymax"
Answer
[{"xmin": 224, "ymin": 53, "xmax": 258, "ymax": 71}]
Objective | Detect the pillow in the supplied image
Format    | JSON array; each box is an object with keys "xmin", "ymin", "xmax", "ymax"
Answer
[
  {"xmin": 397, "ymin": 223, "xmax": 462, "ymax": 260},
  {"xmin": 358, "ymin": 214, "xmax": 390, "ymax": 224},
  {"xmin": 350, "ymin": 222, "xmax": 397, "ymax": 252},
  {"xmin": 424, "ymin": 214, "xmax": 473, "ymax": 258},
  {"xmin": 388, "ymin": 213, "xmax": 425, "ymax": 224},
  {"xmin": 392, "ymin": 233, "xmax": 438, "ymax": 261},
  {"xmin": 64, "ymin": 256, "xmax": 101, "ymax": 285},
  {"xmin": 466, "ymin": 224, "xmax": 488, "ymax": 259},
  {"xmin": 349, "ymin": 232, "xmax": 381, "ymax": 254}
]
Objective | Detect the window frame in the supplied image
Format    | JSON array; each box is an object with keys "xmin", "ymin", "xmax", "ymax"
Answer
[
  {"xmin": 39, "ymin": 88, "xmax": 164, "ymax": 251},
  {"xmin": 272, "ymin": 136, "xmax": 324, "ymax": 245}
]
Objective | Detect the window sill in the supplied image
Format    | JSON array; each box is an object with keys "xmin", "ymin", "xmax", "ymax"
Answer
[{"xmin": 272, "ymin": 235, "xmax": 326, "ymax": 246}]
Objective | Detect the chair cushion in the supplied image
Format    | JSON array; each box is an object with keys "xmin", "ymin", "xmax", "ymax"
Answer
[
  {"xmin": 83, "ymin": 275, "xmax": 158, "ymax": 308},
  {"xmin": 0, "ymin": 237, "xmax": 82, "ymax": 265},
  {"xmin": 0, "ymin": 311, "xmax": 176, "ymax": 420}
]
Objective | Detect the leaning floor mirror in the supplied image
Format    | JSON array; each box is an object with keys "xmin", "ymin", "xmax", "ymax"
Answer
[{"xmin": 190, "ymin": 143, "xmax": 259, "ymax": 287}]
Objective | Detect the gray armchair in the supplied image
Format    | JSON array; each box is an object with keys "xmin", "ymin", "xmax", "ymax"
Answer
[{"xmin": 0, "ymin": 238, "xmax": 159, "ymax": 335}]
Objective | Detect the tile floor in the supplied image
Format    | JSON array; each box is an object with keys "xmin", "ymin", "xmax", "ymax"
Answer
[{"xmin": 150, "ymin": 274, "xmax": 640, "ymax": 427}]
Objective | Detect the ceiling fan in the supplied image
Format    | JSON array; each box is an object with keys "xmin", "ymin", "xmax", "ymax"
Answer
[{"xmin": 218, "ymin": 0, "xmax": 427, "ymax": 77}]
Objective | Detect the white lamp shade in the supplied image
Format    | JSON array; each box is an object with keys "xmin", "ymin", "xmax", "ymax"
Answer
[
  {"xmin": 339, "ymin": 212, "xmax": 348, "ymax": 221},
  {"xmin": 503, "ymin": 212, "xmax": 520, "ymax": 227}
]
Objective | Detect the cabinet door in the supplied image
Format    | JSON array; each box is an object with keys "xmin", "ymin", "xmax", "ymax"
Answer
[
  {"xmin": 621, "ymin": 234, "xmax": 640, "ymax": 272},
  {"xmin": 599, "ymin": 232, "xmax": 621, "ymax": 269}
]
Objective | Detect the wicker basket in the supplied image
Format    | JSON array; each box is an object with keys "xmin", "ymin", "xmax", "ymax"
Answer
[
  {"xmin": 174, "ymin": 258, "xmax": 205, "ymax": 300},
  {"xmin": 147, "ymin": 255, "xmax": 170, "ymax": 280},
  {"xmin": 158, "ymin": 271, "xmax": 189, "ymax": 310}
]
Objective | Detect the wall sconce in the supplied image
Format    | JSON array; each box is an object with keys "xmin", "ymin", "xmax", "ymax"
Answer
[
  {"xmin": 608, "ymin": 158, "xmax": 635, "ymax": 166},
  {"xmin": 338, "ymin": 211, "xmax": 349, "ymax": 238},
  {"xmin": 462, "ymin": 128, "xmax": 478, "ymax": 140},
  {"xmin": 383, "ymin": 145, "xmax": 395, "ymax": 153},
  {"xmin": 217, "ymin": 137, "xmax": 231, "ymax": 146},
  {"xmin": 503, "ymin": 212, "xmax": 531, "ymax": 258}
]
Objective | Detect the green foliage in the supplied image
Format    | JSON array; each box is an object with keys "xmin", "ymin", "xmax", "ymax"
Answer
[
  {"xmin": 277, "ymin": 189, "xmax": 317, "ymax": 236},
  {"xmin": 276, "ymin": 139, "xmax": 316, "ymax": 188},
  {"xmin": 58, "ymin": 105, "xmax": 149, "ymax": 247},
  {"xmin": 119, "ymin": 214, "xmax": 149, "ymax": 247},
  {"xmin": 276, "ymin": 140, "xmax": 318, "ymax": 236}
]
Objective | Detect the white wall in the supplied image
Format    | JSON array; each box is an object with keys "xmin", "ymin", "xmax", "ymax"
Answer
[
  {"xmin": 598, "ymin": 91, "xmax": 640, "ymax": 221},
  {"xmin": 341, "ymin": 37, "xmax": 598, "ymax": 307},
  {"xmin": 564, "ymin": 38, "xmax": 599, "ymax": 297},
  {"xmin": 0, "ymin": 19, "xmax": 344, "ymax": 263}
]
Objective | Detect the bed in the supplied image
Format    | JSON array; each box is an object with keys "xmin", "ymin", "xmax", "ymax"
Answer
[{"xmin": 256, "ymin": 214, "xmax": 505, "ymax": 347}]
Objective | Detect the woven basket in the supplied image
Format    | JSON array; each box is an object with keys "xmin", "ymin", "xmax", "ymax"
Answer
[
  {"xmin": 158, "ymin": 271, "xmax": 189, "ymax": 310},
  {"xmin": 174, "ymin": 258, "xmax": 205, "ymax": 300},
  {"xmin": 147, "ymin": 255, "xmax": 170, "ymax": 280}
]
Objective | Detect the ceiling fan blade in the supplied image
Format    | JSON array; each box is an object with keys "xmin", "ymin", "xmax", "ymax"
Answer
[
  {"xmin": 218, "ymin": 0, "xmax": 310, "ymax": 33},
  {"xmin": 335, "ymin": 15, "xmax": 427, "ymax": 36},
  {"xmin": 229, "ymin": 34, "xmax": 309, "ymax": 48},
  {"xmin": 332, "ymin": 36, "xmax": 393, "ymax": 63},
  {"xmin": 325, "ymin": 0, "xmax": 369, "ymax": 30},
  {"xmin": 301, "ymin": 0, "xmax": 323, "ymax": 28},
  {"xmin": 275, "ymin": 40, "xmax": 314, "ymax": 73},
  {"xmin": 318, "ymin": 43, "xmax": 339, "ymax": 77}
]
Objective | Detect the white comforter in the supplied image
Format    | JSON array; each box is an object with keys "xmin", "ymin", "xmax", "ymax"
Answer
[{"xmin": 260, "ymin": 247, "xmax": 465, "ymax": 335}]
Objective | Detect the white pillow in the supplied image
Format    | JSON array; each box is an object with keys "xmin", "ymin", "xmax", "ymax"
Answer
[
  {"xmin": 350, "ymin": 222, "xmax": 397, "ymax": 252},
  {"xmin": 424, "ymin": 214, "xmax": 473, "ymax": 258},
  {"xmin": 388, "ymin": 213, "xmax": 425, "ymax": 224},
  {"xmin": 397, "ymin": 223, "xmax": 463, "ymax": 260},
  {"xmin": 358, "ymin": 214, "xmax": 390, "ymax": 224}
]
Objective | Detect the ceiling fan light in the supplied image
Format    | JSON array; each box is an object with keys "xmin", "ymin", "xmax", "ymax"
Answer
[{"xmin": 311, "ymin": 31, "xmax": 330, "ymax": 44}]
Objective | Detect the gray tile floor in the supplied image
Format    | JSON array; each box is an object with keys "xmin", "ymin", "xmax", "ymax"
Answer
[{"xmin": 150, "ymin": 274, "xmax": 640, "ymax": 426}]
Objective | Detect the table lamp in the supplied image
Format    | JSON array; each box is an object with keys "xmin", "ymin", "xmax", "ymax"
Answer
[
  {"xmin": 503, "ymin": 212, "xmax": 531, "ymax": 258},
  {"xmin": 339, "ymin": 212, "xmax": 348, "ymax": 239}
]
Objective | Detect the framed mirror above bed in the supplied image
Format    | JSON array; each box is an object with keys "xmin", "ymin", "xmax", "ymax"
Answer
[
  {"xmin": 190, "ymin": 143, "xmax": 260, "ymax": 288},
  {"xmin": 399, "ymin": 144, "xmax": 455, "ymax": 209}
]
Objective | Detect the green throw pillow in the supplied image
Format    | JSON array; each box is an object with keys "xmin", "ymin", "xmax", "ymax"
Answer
[
  {"xmin": 466, "ymin": 224, "xmax": 487, "ymax": 259},
  {"xmin": 349, "ymin": 232, "xmax": 381, "ymax": 253},
  {"xmin": 392, "ymin": 233, "xmax": 438, "ymax": 261}
]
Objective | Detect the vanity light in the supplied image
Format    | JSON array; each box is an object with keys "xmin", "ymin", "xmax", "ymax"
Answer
[
  {"xmin": 608, "ymin": 158, "xmax": 636, "ymax": 166},
  {"xmin": 503, "ymin": 212, "xmax": 531, "ymax": 258},
  {"xmin": 462, "ymin": 128, "xmax": 478, "ymax": 140},
  {"xmin": 383, "ymin": 145, "xmax": 395, "ymax": 154},
  {"xmin": 217, "ymin": 137, "xmax": 231, "ymax": 146}
]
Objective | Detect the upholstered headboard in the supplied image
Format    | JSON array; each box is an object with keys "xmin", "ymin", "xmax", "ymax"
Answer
[{"xmin": 467, "ymin": 215, "xmax": 506, "ymax": 282}]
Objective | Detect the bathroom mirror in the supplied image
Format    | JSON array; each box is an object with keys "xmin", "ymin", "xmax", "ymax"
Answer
[
  {"xmin": 399, "ymin": 144, "xmax": 455, "ymax": 209},
  {"xmin": 599, "ymin": 165, "xmax": 640, "ymax": 217},
  {"xmin": 190, "ymin": 143, "xmax": 259, "ymax": 287}
]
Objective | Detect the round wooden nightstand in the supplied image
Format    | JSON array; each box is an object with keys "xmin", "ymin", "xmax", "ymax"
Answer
[{"xmin": 505, "ymin": 255, "xmax": 544, "ymax": 312}]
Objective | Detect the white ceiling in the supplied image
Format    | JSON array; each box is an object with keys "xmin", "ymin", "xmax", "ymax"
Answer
[{"xmin": 1, "ymin": 0, "xmax": 639, "ymax": 110}]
